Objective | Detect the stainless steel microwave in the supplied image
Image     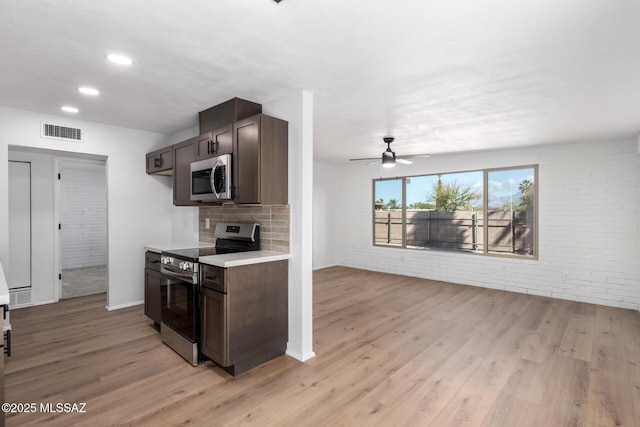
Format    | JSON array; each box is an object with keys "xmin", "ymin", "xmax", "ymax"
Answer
[{"xmin": 190, "ymin": 154, "xmax": 232, "ymax": 202}]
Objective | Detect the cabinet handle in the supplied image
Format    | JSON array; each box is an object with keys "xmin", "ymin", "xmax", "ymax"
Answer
[{"xmin": 154, "ymin": 157, "xmax": 161, "ymax": 168}]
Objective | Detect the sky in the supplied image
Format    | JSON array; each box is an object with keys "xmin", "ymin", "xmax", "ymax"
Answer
[{"xmin": 375, "ymin": 167, "xmax": 535, "ymax": 207}]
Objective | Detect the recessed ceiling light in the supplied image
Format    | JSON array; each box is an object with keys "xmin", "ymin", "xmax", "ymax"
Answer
[
  {"xmin": 106, "ymin": 53, "xmax": 133, "ymax": 66},
  {"xmin": 78, "ymin": 86, "xmax": 100, "ymax": 96},
  {"xmin": 61, "ymin": 106, "xmax": 79, "ymax": 113}
]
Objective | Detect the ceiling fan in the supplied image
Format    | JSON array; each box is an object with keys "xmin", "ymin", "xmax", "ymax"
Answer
[{"xmin": 349, "ymin": 137, "xmax": 430, "ymax": 168}]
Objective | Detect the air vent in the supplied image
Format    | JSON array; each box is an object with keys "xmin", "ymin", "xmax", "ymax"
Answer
[
  {"xmin": 41, "ymin": 122, "xmax": 83, "ymax": 142},
  {"xmin": 10, "ymin": 288, "xmax": 32, "ymax": 308}
]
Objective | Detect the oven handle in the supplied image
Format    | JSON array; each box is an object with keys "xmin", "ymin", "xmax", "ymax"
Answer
[{"xmin": 161, "ymin": 266, "xmax": 197, "ymax": 285}]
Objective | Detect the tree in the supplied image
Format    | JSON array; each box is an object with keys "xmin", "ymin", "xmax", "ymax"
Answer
[
  {"xmin": 518, "ymin": 179, "xmax": 534, "ymax": 210},
  {"xmin": 428, "ymin": 179, "xmax": 480, "ymax": 212},
  {"xmin": 387, "ymin": 198, "xmax": 400, "ymax": 210}
]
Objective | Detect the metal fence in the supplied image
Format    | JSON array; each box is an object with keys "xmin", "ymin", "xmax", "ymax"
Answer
[{"xmin": 374, "ymin": 209, "xmax": 533, "ymax": 255}]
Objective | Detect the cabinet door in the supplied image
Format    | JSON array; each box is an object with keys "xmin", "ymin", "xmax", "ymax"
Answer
[
  {"xmin": 173, "ymin": 137, "xmax": 197, "ymax": 206},
  {"xmin": 194, "ymin": 132, "xmax": 213, "ymax": 162},
  {"xmin": 146, "ymin": 151, "xmax": 158, "ymax": 174},
  {"xmin": 213, "ymin": 124, "xmax": 233, "ymax": 155},
  {"xmin": 200, "ymin": 287, "xmax": 227, "ymax": 366},
  {"xmin": 158, "ymin": 147, "xmax": 173, "ymax": 171},
  {"xmin": 233, "ymin": 116, "xmax": 261, "ymax": 204},
  {"xmin": 144, "ymin": 268, "xmax": 162, "ymax": 324},
  {"xmin": 194, "ymin": 125, "xmax": 233, "ymax": 161}
]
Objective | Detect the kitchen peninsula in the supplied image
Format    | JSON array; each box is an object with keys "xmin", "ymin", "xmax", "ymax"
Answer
[{"xmin": 144, "ymin": 239, "xmax": 290, "ymax": 375}]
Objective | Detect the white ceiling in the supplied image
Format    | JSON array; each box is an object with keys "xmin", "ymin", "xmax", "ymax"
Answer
[{"xmin": 2, "ymin": 0, "xmax": 640, "ymax": 162}]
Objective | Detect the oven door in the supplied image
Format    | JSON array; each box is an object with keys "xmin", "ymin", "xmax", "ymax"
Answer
[{"xmin": 161, "ymin": 269, "xmax": 198, "ymax": 343}]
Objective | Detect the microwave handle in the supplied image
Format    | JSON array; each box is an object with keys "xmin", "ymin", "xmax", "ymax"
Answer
[{"xmin": 210, "ymin": 163, "xmax": 220, "ymax": 199}]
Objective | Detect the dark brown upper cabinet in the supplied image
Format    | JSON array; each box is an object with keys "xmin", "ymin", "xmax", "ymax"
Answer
[
  {"xmin": 233, "ymin": 114, "xmax": 288, "ymax": 205},
  {"xmin": 172, "ymin": 137, "xmax": 197, "ymax": 206},
  {"xmin": 193, "ymin": 124, "xmax": 233, "ymax": 162},
  {"xmin": 146, "ymin": 146, "xmax": 173, "ymax": 175},
  {"xmin": 199, "ymin": 98, "xmax": 262, "ymax": 135}
]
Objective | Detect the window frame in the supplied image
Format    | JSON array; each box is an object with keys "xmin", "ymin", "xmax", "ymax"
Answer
[{"xmin": 372, "ymin": 165, "xmax": 538, "ymax": 260}]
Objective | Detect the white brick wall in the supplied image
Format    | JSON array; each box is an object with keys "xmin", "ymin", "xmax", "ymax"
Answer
[
  {"xmin": 336, "ymin": 139, "xmax": 639, "ymax": 311},
  {"xmin": 61, "ymin": 166, "xmax": 107, "ymax": 269}
]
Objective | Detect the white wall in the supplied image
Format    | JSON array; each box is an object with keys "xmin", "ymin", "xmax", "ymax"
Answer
[
  {"xmin": 60, "ymin": 162, "xmax": 107, "ymax": 269},
  {"xmin": 264, "ymin": 91, "xmax": 315, "ymax": 362},
  {"xmin": 336, "ymin": 139, "xmax": 640, "ymax": 311},
  {"xmin": 313, "ymin": 160, "xmax": 339, "ymax": 269},
  {"xmin": 0, "ymin": 105, "xmax": 173, "ymax": 309}
]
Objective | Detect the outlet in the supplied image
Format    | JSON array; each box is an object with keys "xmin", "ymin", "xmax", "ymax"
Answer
[{"xmin": 205, "ymin": 218, "xmax": 210, "ymax": 229}]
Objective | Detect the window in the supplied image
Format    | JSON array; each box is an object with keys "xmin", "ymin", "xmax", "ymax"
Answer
[
  {"xmin": 374, "ymin": 179, "xmax": 403, "ymax": 246},
  {"xmin": 372, "ymin": 166, "xmax": 537, "ymax": 258},
  {"xmin": 487, "ymin": 168, "xmax": 536, "ymax": 256}
]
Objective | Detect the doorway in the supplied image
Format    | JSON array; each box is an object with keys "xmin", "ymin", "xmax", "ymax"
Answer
[{"xmin": 58, "ymin": 159, "xmax": 108, "ymax": 299}]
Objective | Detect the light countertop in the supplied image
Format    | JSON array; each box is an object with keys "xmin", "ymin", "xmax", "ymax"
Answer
[
  {"xmin": 144, "ymin": 244, "xmax": 290, "ymax": 268},
  {"xmin": 0, "ymin": 262, "xmax": 10, "ymax": 305},
  {"xmin": 144, "ymin": 242, "xmax": 216, "ymax": 253},
  {"xmin": 199, "ymin": 251, "xmax": 291, "ymax": 268}
]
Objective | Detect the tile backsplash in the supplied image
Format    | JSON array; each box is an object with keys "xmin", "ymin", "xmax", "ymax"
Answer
[{"xmin": 199, "ymin": 205, "xmax": 290, "ymax": 253}]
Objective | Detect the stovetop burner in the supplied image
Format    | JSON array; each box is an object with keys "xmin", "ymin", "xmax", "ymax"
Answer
[
  {"xmin": 161, "ymin": 222, "xmax": 260, "ymax": 266},
  {"xmin": 162, "ymin": 247, "xmax": 218, "ymax": 262}
]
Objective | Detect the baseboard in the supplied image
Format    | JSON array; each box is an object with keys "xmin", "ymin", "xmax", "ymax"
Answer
[
  {"xmin": 312, "ymin": 263, "xmax": 338, "ymax": 271},
  {"xmin": 286, "ymin": 348, "xmax": 316, "ymax": 362},
  {"xmin": 106, "ymin": 300, "xmax": 144, "ymax": 311}
]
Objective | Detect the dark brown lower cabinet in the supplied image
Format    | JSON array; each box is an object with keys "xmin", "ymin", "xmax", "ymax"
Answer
[
  {"xmin": 200, "ymin": 286, "xmax": 226, "ymax": 364},
  {"xmin": 144, "ymin": 252, "xmax": 162, "ymax": 324},
  {"xmin": 200, "ymin": 260, "xmax": 288, "ymax": 376}
]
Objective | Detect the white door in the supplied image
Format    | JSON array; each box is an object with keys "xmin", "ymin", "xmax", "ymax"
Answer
[{"xmin": 8, "ymin": 161, "xmax": 31, "ymax": 289}]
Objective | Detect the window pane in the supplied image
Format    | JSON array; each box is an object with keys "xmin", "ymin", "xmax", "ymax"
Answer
[
  {"xmin": 487, "ymin": 168, "xmax": 535, "ymax": 256},
  {"xmin": 374, "ymin": 179, "xmax": 403, "ymax": 246},
  {"xmin": 406, "ymin": 171, "xmax": 483, "ymax": 252}
]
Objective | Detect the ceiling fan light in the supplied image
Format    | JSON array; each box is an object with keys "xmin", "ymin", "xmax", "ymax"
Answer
[{"xmin": 381, "ymin": 151, "xmax": 396, "ymax": 167}]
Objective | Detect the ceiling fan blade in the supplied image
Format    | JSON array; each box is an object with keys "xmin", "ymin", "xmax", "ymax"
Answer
[
  {"xmin": 398, "ymin": 153, "xmax": 430, "ymax": 159},
  {"xmin": 349, "ymin": 157, "xmax": 379, "ymax": 162},
  {"xmin": 366, "ymin": 160, "xmax": 380, "ymax": 166},
  {"xmin": 396, "ymin": 159, "xmax": 413, "ymax": 165}
]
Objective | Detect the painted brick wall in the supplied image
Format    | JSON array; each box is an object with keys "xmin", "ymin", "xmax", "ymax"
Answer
[
  {"xmin": 336, "ymin": 139, "xmax": 639, "ymax": 311},
  {"xmin": 61, "ymin": 167, "xmax": 107, "ymax": 269}
]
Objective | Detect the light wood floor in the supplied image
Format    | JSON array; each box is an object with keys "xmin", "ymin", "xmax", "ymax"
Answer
[{"xmin": 5, "ymin": 266, "xmax": 640, "ymax": 426}]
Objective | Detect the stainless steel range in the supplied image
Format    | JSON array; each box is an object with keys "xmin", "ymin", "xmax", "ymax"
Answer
[{"xmin": 159, "ymin": 222, "xmax": 260, "ymax": 365}]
